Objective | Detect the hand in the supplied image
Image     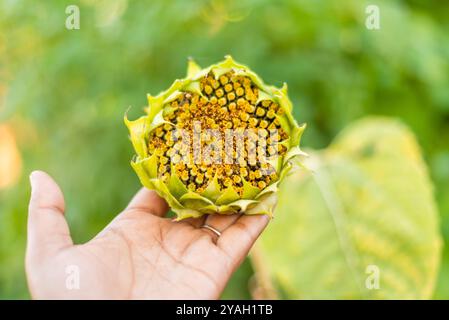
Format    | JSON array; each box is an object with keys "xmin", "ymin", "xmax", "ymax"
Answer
[{"xmin": 25, "ymin": 171, "xmax": 270, "ymax": 299}]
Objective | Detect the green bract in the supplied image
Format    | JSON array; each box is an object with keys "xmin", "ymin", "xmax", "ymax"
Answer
[{"xmin": 125, "ymin": 56, "xmax": 306, "ymax": 220}]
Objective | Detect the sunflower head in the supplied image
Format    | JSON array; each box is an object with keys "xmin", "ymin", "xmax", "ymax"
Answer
[{"xmin": 125, "ymin": 56, "xmax": 306, "ymax": 220}]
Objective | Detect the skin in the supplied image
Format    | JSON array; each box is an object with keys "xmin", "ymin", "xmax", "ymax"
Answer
[{"xmin": 25, "ymin": 171, "xmax": 270, "ymax": 299}]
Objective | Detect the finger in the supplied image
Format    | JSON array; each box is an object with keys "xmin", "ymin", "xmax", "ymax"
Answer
[
  {"xmin": 201, "ymin": 214, "xmax": 241, "ymax": 239},
  {"xmin": 125, "ymin": 187, "xmax": 169, "ymax": 217},
  {"xmin": 217, "ymin": 214, "xmax": 270, "ymax": 262},
  {"xmin": 27, "ymin": 171, "xmax": 73, "ymax": 257}
]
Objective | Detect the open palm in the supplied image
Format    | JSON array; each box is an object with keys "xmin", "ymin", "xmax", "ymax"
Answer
[{"xmin": 25, "ymin": 171, "xmax": 269, "ymax": 299}]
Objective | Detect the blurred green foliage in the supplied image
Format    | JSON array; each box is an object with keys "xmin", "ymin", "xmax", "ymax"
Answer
[
  {"xmin": 256, "ymin": 117, "xmax": 441, "ymax": 299},
  {"xmin": 0, "ymin": 0, "xmax": 448, "ymax": 299}
]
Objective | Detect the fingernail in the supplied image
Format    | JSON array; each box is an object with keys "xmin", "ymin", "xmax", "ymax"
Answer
[{"xmin": 29, "ymin": 171, "xmax": 39, "ymax": 191}]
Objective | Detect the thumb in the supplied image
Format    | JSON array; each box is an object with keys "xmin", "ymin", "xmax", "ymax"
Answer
[{"xmin": 27, "ymin": 171, "xmax": 73, "ymax": 258}]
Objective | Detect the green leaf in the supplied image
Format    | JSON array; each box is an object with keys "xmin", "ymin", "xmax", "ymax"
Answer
[
  {"xmin": 124, "ymin": 115, "xmax": 149, "ymax": 158},
  {"xmin": 255, "ymin": 180, "xmax": 279, "ymax": 199},
  {"xmin": 146, "ymin": 94, "xmax": 165, "ymax": 121},
  {"xmin": 200, "ymin": 173, "xmax": 221, "ymax": 201},
  {"xmin": 252, "ymin": 117, "xmax": 442, "ymax": 299},
  {"xmin": 168, "ymin": 167, "xmax": 189, "ymax": 199},
  {"xmin": 227, "ymin": 199, "xmax": 258, "ymax": 212},
  {"xmin": 148, "ymin": 110, "xmax": 172, "ymax": 132},
  {"xmin": 216, "ymin": 186, "xmax": 240, "ymax": 205},
  {"xmin": 186, "ymin": 58, "xmax": 201, "ymax": 78},
  {"xmin": 179, "ymin": 191, "xmax": 214, "ymax": 209},
  {"xmin": 130, "ymin": 159, "xmax": 154, "ymax": 190},
  {"xmin": 272, "ymin": 83, "xmax": 293, "ymax": 112},
  {"xmin": 242, "ymin": 178, "xmax": 261, "ymax": 199},
  {"xmin": 184, "ymin": 81, "xmax": 202, "ymax": 95},
  {"xmin": 256, "ymin": 90, "xmax": 272, "ymax": 104},
  {"xmin": 246, "ymin": 192, "xmax": 277, "ymax": 216},
  {"xmin": 162, "ymin": 90, "xmax": 184, "ymax": 105}
]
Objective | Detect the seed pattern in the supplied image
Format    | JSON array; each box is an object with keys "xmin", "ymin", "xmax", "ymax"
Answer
[{"xmin": 147, "ymin": 70, "xmax": 289, "ymax": 195}]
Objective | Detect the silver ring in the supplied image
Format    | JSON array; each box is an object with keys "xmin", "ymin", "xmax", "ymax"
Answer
[{"xmin": 201, "ymin": 224, "xmax": 222, "ymax": 237}]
